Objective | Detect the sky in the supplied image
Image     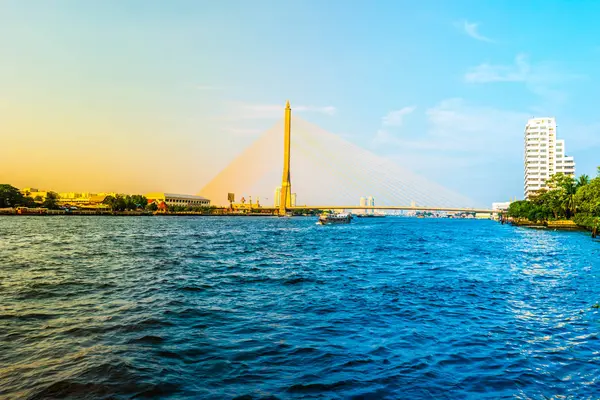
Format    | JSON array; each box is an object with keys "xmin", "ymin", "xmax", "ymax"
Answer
[{"xmin": 1, "ymin": 0, "xmax": 600, "ymax": 206}]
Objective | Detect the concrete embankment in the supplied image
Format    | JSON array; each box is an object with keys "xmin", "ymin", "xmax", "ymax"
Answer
[{"xmin": 509, "ymin": 218, "xmax": 586, "ymax": 231}]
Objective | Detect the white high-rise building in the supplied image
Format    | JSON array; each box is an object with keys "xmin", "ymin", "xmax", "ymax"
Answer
[
  {"xmin": 359, "ymin": 197, "xmax": 367, "ymax": 214},
  {"xmin": 367, "ymin": 196, "xmax": 375, "ymax": 215},
  {"xmin": 524, "ymin": 117, "xmax": 575, "ymax": 199}
]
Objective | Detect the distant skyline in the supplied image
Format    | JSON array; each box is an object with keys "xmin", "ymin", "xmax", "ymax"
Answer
[{"xmin": 2, "ymin": 1, "xmax": 600, "ymax": 205}]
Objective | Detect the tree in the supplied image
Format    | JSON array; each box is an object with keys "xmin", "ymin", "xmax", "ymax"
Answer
[
  {"xmin": 574, "ymin": 178, "xmax": 600, "ymax": 216},
  {"xmin": 103, "ymin": 195, "xmax": 127, "ymax": 211},
  {"xmin": 536, "ymin": 189, "xmax": 564, "ymax": 219},
  {"xmin": 545, "ymin": 173, "xmax": 577, "ymax": 218},
  {"xmin": 0, "ymin": 184, "xmax": 25, "ymax": 208},
  {"xmin": 129, "ymin": 195, "xmax": 147, "ymax": 210},
  {"xmin": 114, "ymin": 195, "xmax": 127, "ymax": 211},
  {"xmin": 42, "ymin": 192, "xmax": 59, "ymax": 209},
  {"xmin": 22, "ymin": 196, "xmax": 37, "ymax": 207},
  {"xmin": 508, "ymin": 200, "xmax": 533, "ymax": 219},
  {"xmin": 146, "ymin": 202, "xmax": 158, "ymax": 212},
  {"xmin": 577, "ymin": 174, "xmax": 590, "ymax": 189},
  {"xmin": 103, "ymin": 195, "xmax": 116, "ymax": 210}
]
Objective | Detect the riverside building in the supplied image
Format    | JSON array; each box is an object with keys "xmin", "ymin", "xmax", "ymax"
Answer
[
  {"xmin": 524, "ymin": 117, "xmax": 575, "ymax": 199},
  {"xmin": 145, "ymin": 193, "xmax": 210, "ymax": 207}
]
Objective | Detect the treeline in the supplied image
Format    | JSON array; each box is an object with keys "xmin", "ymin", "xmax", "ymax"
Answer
[
  {"xmin": 102, "ymin": 195, "xmax": 149, "ymax": 211},
  {"xmin": 507, "ymin": 167, "xmax": 600, "ymax": 228},
  {"xmin": 0, "ymin": 184, "xmax": 150, "ymax": 212},
  {"xmin": 0, "ymin": 184, "xmax": 60, "ymax": 209}
]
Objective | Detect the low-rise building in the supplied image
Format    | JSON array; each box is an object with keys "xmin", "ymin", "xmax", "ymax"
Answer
[
  {"xmin": 492, "ymin": 202, "xmax": 511, "ymax": 212},
  {"xmin": 20, "ymin": 188, "xmax": 50, "ymax": 201},
  {"xmin": 491, "ymin": 201, "xmax": 512, "ymax": 220},
  {"xmin": 57, "ymin": 192, "xmax": 117, "ymax": 205},
  {"xmin": 146, "ymin": 192, "xmax": 210, "ymax": 207}
]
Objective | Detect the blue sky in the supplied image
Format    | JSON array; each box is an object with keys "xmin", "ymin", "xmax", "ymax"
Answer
[{"xmin": 1, "ymin": 1, "xmax": 599, "ymax": 205}]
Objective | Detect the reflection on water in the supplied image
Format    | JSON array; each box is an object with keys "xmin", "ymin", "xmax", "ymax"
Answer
[{"xmin": 1, "ymin": 216, "xmax": 599, "ymax": 399}]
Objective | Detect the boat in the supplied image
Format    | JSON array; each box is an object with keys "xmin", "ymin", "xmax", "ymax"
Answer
[
  {"xmin": 356, "ymin": 213, "xmax": 386, "ymax": 218},
  {"xmin": 317, "ymin": 212, "xmax": 352, "ymax": 225}
]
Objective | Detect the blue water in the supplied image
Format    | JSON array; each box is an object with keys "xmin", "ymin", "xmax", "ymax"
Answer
[{"xmin": 1, "ymin": 216, "xmax": 600, "ymax": 399}]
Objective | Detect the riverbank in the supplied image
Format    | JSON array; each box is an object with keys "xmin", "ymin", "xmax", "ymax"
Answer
[
  {"xmin": 0, "ymin": 207, "xmax": 284, "ymax": 217},
  {"xmin": 508, "ymin": 217, "xmax": 599, "ymax": 238},
  {"xmin": 0, "ymin": 210, "xmax": 278, "ymax": 217},
  {"xmin": 510, "ymin": 218, "xmax": 581, "ymax": 229}
]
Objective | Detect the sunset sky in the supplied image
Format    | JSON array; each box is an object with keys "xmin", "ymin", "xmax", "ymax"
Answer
[{"xmin": 2, "ymin": 1, "xmax": 600, "ymax": 204}]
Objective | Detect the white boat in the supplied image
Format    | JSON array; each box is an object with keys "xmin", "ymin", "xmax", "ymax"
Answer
[{"xmin": 317, "ymin": 212, "xmax": 352, "ymax": 225}]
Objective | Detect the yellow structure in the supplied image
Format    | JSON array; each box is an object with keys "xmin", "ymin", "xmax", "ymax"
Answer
[{"xmin": 279, "ymin": 101, "xmax": 292, "ymax": 215}]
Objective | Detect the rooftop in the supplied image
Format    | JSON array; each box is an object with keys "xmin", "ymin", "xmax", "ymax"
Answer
[{"xmin": 146, "ymin": 192, "xmax": 210, "ymax": 201}]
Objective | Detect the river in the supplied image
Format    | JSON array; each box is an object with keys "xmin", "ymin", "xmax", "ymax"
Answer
[{"xmin": 1, "ymin": 216, "xmax": 599, "ymax": 399}]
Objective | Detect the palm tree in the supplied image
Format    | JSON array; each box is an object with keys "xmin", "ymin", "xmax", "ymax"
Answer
[
  {"xmin": 577, "ymin": 174, "xmax": 590, "ymax": 189},
  {"xmin": 565, "ymin": 182, "xmax": 577, "ymax": 218}
]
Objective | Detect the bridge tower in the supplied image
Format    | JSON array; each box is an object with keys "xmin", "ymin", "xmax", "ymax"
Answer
[{"xmin": 279, "ymin": 101, "xmax": 292, "ymax": 215}]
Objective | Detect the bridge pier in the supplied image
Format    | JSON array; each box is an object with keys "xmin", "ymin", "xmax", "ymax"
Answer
[{"xmin": 278, "ymin": 101, "xmax": 292, "ymax": 216}]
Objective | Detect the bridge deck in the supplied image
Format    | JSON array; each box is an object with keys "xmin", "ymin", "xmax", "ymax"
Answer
[{"xmin": 257, "ymin": 206, "xmax": 497, "ymax": 213}]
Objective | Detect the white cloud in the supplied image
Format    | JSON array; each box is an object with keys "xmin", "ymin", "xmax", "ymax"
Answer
[
  {"xmin": 459, "ymin": 20, "xmax": 494, "ymax": 43},
  {"xmin": 224, "ymin": 102, "xmax": 337, "ymax": 120},
  {"xmin": 382, "ymin": 106, "xmax": 416, "ymax": 127},
  {"xmin": 372, "ymin": 106, "xmax": 416, "ymax": 146},
  {"xmin": 373, "ymin": 129, "xmax": 400, "ymax": 146},
  {"xmin": 295, "ymin": 105, "xmax": 337, "ymax": 116},
  {"xmin": 465, "ymin": 54, "xmax": 530, "ymax": 83},
  {"xmin": 424, "ymin": 99, "xmax": 528, "ymax": 152},
  {"xmin": 373, "ymin": 99, "xmax": 530, "ymax": 204},
  {"xmin": 465, "ymin": 54, "xmax": 584, "ymax": 103},
  {"xmin": 374, "ymin": 98, "xmax": 529, "ymax": 157}
]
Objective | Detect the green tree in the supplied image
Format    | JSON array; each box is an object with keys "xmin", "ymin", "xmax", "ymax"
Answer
[
  {"xmin": 0, "ymin": 184, "xmax": 25, "ymax": 207},
  {"xmin": 507, "ymin": 200, "xmax": 533, "ymax": 219},
  {"xmin": 574, "ymin": 177, "xmax": 600, "ymax": 216},
  {"xmin": 42, "ymin": 192, "xmax": 60, "ymax": 209},
  {"xmin": 103, "ymin": 195, "xmax": 127, "ymax": 211},
  {"xmin": 537, "ymin": 189, "xmax": 565, "ymax": 219},
  {"xmin": 22, "ymin": 196, "xmax": 37, "ymax": 207},
  {"xmin": 146, "ymin": 202, "xmax": 158, "ymax": 212},
  {"xmin": 129, "ymin": 195, "xmax": 147, "ymax": 210},
  {"xmin": 114, "ymin": 195, "xmax": 127, "ymax": 211},
  {"xmin": 102, "ymin": 195, "xmax": 117, "ymax": 210},
  {"xmin": 577, "ymin": 174, "xmax": 590, "ymax": 189},
  {"xmin": 545, "ymin": 173, "xmax": 577, "ymax": 218},
  {"xmin": 124, "ymin": 195, "xmax": 136, "ymax": 210}
]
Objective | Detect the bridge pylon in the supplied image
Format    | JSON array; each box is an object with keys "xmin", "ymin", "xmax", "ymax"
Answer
[{"xmin": 279, "ymin": 101, "xmax": 292, "ymax": 215}]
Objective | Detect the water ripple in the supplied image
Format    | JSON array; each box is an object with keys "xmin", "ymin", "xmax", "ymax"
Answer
[{"xmin": 1, "ymin": 216, "xmax": 599, "ymax": 399}]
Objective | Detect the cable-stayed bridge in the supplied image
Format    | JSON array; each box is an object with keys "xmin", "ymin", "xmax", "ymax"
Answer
[{"xmin": 200, "ymin": 102, "xmax": 494, "ymax": 214}]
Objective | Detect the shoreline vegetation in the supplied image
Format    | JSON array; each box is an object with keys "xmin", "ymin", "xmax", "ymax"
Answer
[
  {"xmin": 0, "ymin": 208, "xmax": 320, "ymax": 217},
  {"xmin": 505, "ymin": 167, "xmax": 600, "ymax": 237},
  {"xmin": 0, "ymin": 184, "xmax": 325, "ymax": 217}
]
